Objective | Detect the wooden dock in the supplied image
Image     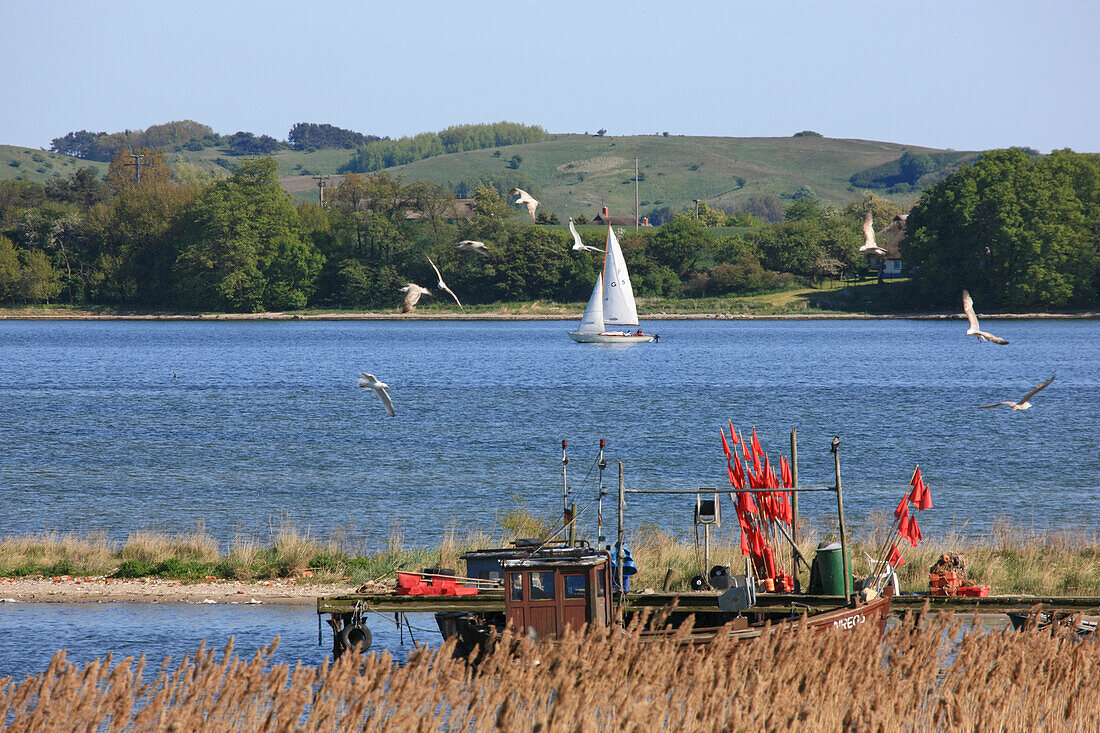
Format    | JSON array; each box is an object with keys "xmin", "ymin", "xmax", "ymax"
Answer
[{"xmin": 318, "ymin": 591, "xmax": 1100, "ymax": 617}]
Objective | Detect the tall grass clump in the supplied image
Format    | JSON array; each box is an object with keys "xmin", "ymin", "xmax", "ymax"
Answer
[
  {"xmin": 0, "ymin": 530, "xmax": 116, "ymax": 577},
  {"xmin": 3, "ymin": 614, "xmax": 1099, "ymax": 731}
]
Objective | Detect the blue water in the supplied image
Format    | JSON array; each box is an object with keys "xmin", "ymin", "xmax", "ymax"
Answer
[
  {"xmin": 0, "ymin": 602, "xmax": 433, "ymax": 681},
  {"xmin": 0, "ymin": 319, "xmax": 1097, "ymax": 678},
  {"xmin": 2, "ymin": 319, "xmax": 1097, "ymax": 543}
]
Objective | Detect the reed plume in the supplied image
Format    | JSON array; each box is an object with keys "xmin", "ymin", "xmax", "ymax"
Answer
[{"xmin": 3, "ymin": 614, "xmax": 1098, "ymax": 731}]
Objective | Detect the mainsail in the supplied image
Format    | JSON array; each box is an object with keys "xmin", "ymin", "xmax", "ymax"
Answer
[
  {"xmin": 602, "ymin": 226, "xmax": 640, "ymax": 327},
  {"xmin": 576, "ymin": 272, "xmax": 605, "ymax": 334}
]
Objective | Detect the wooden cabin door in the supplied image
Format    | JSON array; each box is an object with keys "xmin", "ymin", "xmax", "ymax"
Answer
[{"xmin": 561, "ymin": 572, "xmax": 589, "ymax": 632}]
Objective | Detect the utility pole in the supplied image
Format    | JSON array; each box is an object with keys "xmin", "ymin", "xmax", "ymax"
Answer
[
  {"xmin": 125, "ymin": 154, "xmax": 146, "ymax": 185},
  {"xmin": 312, "ymin": 175, "xmax": 330, "ymax": 206},
  {"xmin": 634, "ymin": 157, "xmax": 639, "ymax": 232}
]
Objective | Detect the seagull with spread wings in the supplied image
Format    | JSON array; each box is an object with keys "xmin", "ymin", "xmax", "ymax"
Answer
[
  {"xmin": 509, "ymin": 187, "xmax": 539, "ymax": 221},
  {"xmin": 858, "ymin": 211, "xmax": 887, "ymax": 256},
  {"xmin": 569, "ymin": 217, "xmax": 602, "ymax": 252},
  {"xmin": 456, "ymin": 240, "xmax": 489, "ymax": 256},
  {"xmin": 400, "ymin": 283, "xmax": 430, "ymax": 313},
  {"xmin": 358, "ymin": 373, "xmax": 395, "ymax": 417},
  {"xmin": 980, "ymin": 376, "xmax": 1055, "ymax": 411},
  {"xmin": 426, "ymin": 256, "xmax": 463, "ymax": 309},
  {"xmin": 962, "ymin": 290, "xmax": 1009, "ymax": 344}
]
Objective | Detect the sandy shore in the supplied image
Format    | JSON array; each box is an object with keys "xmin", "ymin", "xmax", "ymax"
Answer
[{"xmin": 0, "ymin": 576, "xmax": 375, "ymax": 605}]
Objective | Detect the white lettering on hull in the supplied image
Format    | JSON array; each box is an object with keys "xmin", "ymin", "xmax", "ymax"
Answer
[{"xmin": 832, "ymin": 613, "xmax": 867, "ymax": 631}]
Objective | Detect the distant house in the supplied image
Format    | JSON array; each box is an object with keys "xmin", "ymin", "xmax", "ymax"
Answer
[
  {"xmin": 591, "ymin": 206, "xmax": 645, "ymax": 227},
  {"xmin": 868, "ymin": 214, "xmax": 907, "ymax": 279}
]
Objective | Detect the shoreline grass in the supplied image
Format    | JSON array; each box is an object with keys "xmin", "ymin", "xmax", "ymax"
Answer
[{"xmin": 1, "ymin": 515, "xmax": 1097, "ymax": 596}]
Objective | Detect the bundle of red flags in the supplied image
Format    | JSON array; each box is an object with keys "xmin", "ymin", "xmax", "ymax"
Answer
[
  {"xmin": 721, "ymin": 423, "xmax": 795, "ymax": 585},
  {"xmin": 882, "ymin": 465, "xmax": 933, "ymax": 569}
]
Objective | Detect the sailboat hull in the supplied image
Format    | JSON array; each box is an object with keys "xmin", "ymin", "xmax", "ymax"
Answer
[{"xmin": 568, "ymin": 331, "xmax": 655, "ymax": 344}]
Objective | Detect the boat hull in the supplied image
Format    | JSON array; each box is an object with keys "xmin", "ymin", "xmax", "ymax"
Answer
[{"xmin": 568, "ymin": 331, "xmax": 655, "ymax": 344}]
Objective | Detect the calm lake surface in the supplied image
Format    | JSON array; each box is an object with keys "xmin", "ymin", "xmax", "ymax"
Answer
[
  {"xmin": 2, "ymin": 319, "xmax": 1097, "ymax": 542},
  {"xmin": 0, "ymin": 319, "xmax": 1096, "ymax": 677}
]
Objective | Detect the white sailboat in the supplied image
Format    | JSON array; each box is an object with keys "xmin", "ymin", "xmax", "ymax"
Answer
[{"xmin": 568, "ymin": 224, "xmax": 657, "ymax": 344}]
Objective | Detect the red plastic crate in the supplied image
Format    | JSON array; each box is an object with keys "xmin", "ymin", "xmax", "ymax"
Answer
[
  {"xmin": 397, "ymin": 572, "xmax": 422, "ymax": 589},
  {"xmin": 956, "ymin": 586, "xmax": 990, "ymax": 597}
]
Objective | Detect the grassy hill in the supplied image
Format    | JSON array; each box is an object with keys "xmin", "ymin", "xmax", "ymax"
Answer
[
  {"xmin": 377, "ymin": 133, "xmax": 964, "ymax": 217},
  {"xmin": 2, "ymin": 133, "xmax": 978, "ymax": 217},
  {"xmin": 0, "ymin": 145, "xmax": 108, "ymax": 183}
]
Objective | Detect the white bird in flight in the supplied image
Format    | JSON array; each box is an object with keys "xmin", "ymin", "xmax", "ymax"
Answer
[
  {"xmin": 456, "ymin": 240, "xmax": 489, "ymax": 256},
  {"xmin": 400, "ymin": 283, "xmax": 430, "ymax": 313},
  {"xmin": 980, "ymin": 375, "xmax": 1055, "ymax": 411},
  {"xmin": 358, "ymin": 373, "xmax": 395, "ymax": 417},
  {"xmin": 858, "ymin": 211, "xmax": 887, "ymax": 256},
  {"xmin": 426, "ymin": 256, "xmax": 463, "ymax": 309},
  {"xmin": 569, "ymin": 218, "xmax": 602, "ymax": 252},
  {"xmin": 510, "ymin": 188, "xmax": 539, "ymax": 221},
  {"xmin": 962, "ymin": 290, "xmax": 1009, "ymax": 344}
]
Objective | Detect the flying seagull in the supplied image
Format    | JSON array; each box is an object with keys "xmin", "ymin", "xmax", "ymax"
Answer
[
  {"xmin": 456, "ymin": 240, "xmax": 489, "ymax": 256},
  {"xmin": 858, "ymin": 211, "xmax": 887, "ymax": 256},
  {"xmin": 569, "ymin": 218, "xmax": 602, "ymax": 252},
  {"xmin": 980, "ymin": 375, "xmax": 1055, "ymax": 411},
  {"xmin": 509, "ymin": 187, "xmax": 539, "ymax": 221},
  {"xmin": 400, "ymin": 283, "xmax": 430, "ymax": 313},
  {"xmin": 358, "ymin": 373, "xmax": 395, "ymax": 417},
  {"xmin": 426, "ymin": 256, "xmax": 463, "ymax": 309},
  {"xmin": 962, "ymin": 290, "xmax": 1009, "ymax": 344}
]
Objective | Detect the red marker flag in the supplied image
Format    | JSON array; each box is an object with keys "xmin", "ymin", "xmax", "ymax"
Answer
[
  {"xmin": 910, "ymin": 466, "xmax": 933, "ymax": 510},
  {"xmin": 780, "ymin": 455, "xmax": 793, "ymax": 488},
  {"xmin": 721, "ymin": 429, "xmax": 732, "ymax": 460},
  {"xmin": 740, "ymin": 431, "xmax": 751, "ymax": 463},
  {"xmin": 737, "ymin": 488, "xmax": 757, "ymax": 515},
  {"xmin": 751, "ymin": 426, "xmax": 763, "ymax": 458},
  {"xmin": 887, "ymin": 543, "xmax": 905, "ymax": 567},
  {"xmin": 894, "ymin": 496, "xmax": 909, "ymax": 523},
  {"xmin": 905, "ymin": 515, "xmax": 922, "ymax": 547},
  {"xmin": 729, "ymin": 421, "xmax": 740, "ymax": 446},
  {"xmin": 732, "ymin": 452, "xmax": 745, "ymax": 489}
]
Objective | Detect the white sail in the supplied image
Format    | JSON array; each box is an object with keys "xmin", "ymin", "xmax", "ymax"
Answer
[
  {"xmin": 575, "ymin": 272, "xmax": 605, "ymax": 334},
  {"xmin": 602, "ymin": 226, "xmax": 639, "ymax": 327}
]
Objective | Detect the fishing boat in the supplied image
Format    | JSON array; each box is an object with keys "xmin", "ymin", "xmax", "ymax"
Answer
[
  {"xmin": 318, "ymin": 431, "xmax": 902, "ymax": 661},
  {"xmin": 568, "ymin": 224, "xmax": 657, "ymax": 344}
]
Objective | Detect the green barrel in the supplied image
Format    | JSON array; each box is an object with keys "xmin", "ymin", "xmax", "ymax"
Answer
[{"xmin": 809, "ymin": 544, "xmax": 853, "ymax": 596}]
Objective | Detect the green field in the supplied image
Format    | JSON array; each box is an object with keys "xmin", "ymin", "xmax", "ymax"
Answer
[
  {"xmin": 0, "ymin": 145, "xmax": 108, "ymax": 183},
  {"xmin": 2, "ymin": 132, "xmax": 976, "ymax": 217}
]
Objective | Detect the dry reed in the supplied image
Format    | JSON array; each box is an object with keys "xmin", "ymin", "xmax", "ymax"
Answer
[{"xmin": 2, "ymin": 614, "xmax": 1097, "ymax": 731}]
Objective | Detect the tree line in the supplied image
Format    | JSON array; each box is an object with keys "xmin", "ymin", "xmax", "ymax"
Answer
[
  {"xmin": 49, "ymin": 120, "xmax": 384, "ymax": 162},
  {"xmin": 0, "ymin": 147, "xmax": 888, "ymax": 311},
  {"xmin": 340, "ymin": 122, "xmax": 547, "ymax": 173},
  {"xmin": 3, "ymin": 147, "xmax": 1095, "ymax": 312},
  {"xmin": 902, "ymin": 148, "xmax": 1100, "ymax": 309}
]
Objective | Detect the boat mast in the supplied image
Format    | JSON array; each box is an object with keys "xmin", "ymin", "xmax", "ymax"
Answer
[
  {"xmin": 597, "ymin": 439, "xmax": 607, "ymax": 545},
  {"xmin": 561, "ymin": 440, "xmax": 569, "ymax": 517}
]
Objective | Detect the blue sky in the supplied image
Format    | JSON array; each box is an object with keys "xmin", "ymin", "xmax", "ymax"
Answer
[{"xmin": 2, "ymin": 0, "xmax": 1097, "ymax": 153}]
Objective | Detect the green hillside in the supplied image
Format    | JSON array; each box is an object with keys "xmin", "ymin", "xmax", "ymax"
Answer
[
  {"xmin": 0, "ymin": 145, "xmax": 108, "ymax": 182},
  {"xmin": 367, "ymin": 133, "xmax": 975, "ymax": 218},
  {"xmin": 2, "ymin": 133, "xmax": 978, "ymax": 217}
]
